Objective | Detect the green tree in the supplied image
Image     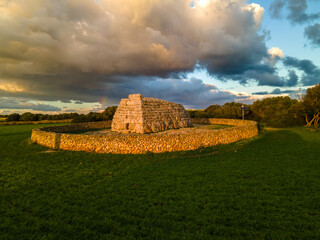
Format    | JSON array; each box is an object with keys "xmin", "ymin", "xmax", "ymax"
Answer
[
  {"xmin": 72, "ymin": 114, "xmax": 87, "ymax": 123},
  {"xmin": 6, "ymin": 113, "xmax": 21, "ymax": 121},
  {"xmin": 102, "ymin": 106, "xmax": 118, "ymax": 120},
  {"xmin": 251, "ymin": 96, "xmax": 303, "ymax": 127},
  {"xmin": 204, "ymin": 104, "xmax": 222, "ymax": 118},
  {"xmin": 302, "ymin": 84, "xmax": 320, "ymax": 127},
  {"xmin": 186, "ymin": 110, "xmax": 207, "ymax": 118},
  {"xmin": 20, "ymin": 112, "xmax": 38, "ymax": 121},
  {"xmin": 220, "ymin": 102, "xmax": 244, "ymax": 119}
]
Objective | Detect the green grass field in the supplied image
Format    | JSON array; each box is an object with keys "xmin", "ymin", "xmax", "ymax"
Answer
[{"xmin": 1, "ymin": 124, "xmax": 320, "ymax": 239}]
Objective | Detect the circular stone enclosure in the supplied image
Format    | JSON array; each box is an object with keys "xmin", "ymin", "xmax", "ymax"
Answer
[{"xmin": 31, "ymin": 119, "xmax": 258, "ymax": 154}]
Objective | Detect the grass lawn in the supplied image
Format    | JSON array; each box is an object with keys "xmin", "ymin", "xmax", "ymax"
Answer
[
  {"xmin": 68, "ymin": 128, "xmax": 105, "ymax": 134},
  {"xmin": 205, "ymin": 124, "xmax": 231, "ymax": 130},
  {"xmin": 1, "ymin": 124, "xmax": 320, "ymax": 239}
]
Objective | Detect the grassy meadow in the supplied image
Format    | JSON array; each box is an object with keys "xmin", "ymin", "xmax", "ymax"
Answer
[{"xmin": 1, "ymin": 124, "xmax": 320, "ymax": 239}]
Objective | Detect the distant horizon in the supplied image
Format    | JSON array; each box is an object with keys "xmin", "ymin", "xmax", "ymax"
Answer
[{"xmin": 1, "ymin": 93, "xmax": 302, "ymax": 117}]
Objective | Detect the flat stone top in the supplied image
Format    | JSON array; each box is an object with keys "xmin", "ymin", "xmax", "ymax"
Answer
[
  {"xmin": 143, "ymin": 97, "xmax": 177, "ymax": 104},
  {"xmin": 128, "ymin": 94, "xmax": 143, "ymax": 100},
  {"xmin": 126, "ymin": 94, "xmax": 180, "ymax": 105}
]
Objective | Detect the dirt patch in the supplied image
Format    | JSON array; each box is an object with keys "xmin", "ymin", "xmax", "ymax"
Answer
[{"xmin": 41, "ymin": 150, "xmax": 57, "ymax": 153}]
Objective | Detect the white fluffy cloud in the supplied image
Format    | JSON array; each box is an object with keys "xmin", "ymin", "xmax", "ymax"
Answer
[
  {"xmin": 268, "ymin": 47, "xmax": 284, "ymax": 59},
  {"xmin": 266, "ymin": 47, "xmax": 284, "ymax": 66}
]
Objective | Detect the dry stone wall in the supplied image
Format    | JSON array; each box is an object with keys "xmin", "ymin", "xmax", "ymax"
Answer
[
  {"xmin": 142, "ymin": 97, "xmax": 193, "ymax": 132},
  {"xmin": 191, "ymin": 118, "xmax": 253, "ymax": 126},
  {"xmin": 111, "ymin": 94, "xmax": 193, "ymax": 133},
  {"xmin": 31, "ymin": 119, "xmax": 258, "ymax": 154},
  {"xmin": 31, "ymin": 121, "xmax": 112, "ymax": 149}
]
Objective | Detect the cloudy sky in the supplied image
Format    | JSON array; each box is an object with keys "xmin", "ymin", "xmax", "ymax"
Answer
[{"xmin": 0, "ymin": 0, "xmax": 319, "ymax": 114}]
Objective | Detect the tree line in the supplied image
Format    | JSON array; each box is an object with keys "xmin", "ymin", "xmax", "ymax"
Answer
[
  {"xmin": 189, "ymin": 84, "xmax": 320, "ymax": 128},
  {"xmin": 2, "ymin": 84, "xmax": 320, "ymax": 128},
  {"xmin": 188, "ymin": 97, "xmax": 303, "ymax": 128},
  {"xmin": 4, "ymin": 106, "xmax": 117, "ymax": 123}
]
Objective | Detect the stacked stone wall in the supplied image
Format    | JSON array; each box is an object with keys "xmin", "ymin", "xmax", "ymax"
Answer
[
  {"xmin": 31, "ymin": 119, "xmax": 258, "ymax": 154},
  {"xmin": 31, "ymin": 121, "xmax": 112, "ymax": 149},
  {"xmin": 191, "ymin": 118, "xmax": 253, "ymax": 126},
  {"xmin": 141, "ymin": 98, "xmax": 193, "ymax": 132}
]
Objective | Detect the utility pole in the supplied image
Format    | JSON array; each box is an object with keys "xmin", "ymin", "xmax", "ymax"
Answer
[
  {"xmin": 242, "ymin": 105, "xmax": 245, "ymax": 120},
  {"xmin": 240, "ymin": 104, "xmax": 249, "ymax": 120}
]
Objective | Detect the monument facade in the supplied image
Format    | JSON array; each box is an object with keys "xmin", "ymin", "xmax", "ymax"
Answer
[{"xmin": 111, "ymin": 94, "xmax": 193, "ymax": 133}]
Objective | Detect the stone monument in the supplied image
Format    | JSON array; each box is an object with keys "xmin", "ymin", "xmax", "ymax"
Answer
[{"xmin": 111, "ymin": 94, "xmax": 193, "ymax": 133}]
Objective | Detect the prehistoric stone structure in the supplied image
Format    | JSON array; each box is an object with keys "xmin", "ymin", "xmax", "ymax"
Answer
[{"xmin": 111, "ymin": 94, "xmax": 193, "ymax": 133}]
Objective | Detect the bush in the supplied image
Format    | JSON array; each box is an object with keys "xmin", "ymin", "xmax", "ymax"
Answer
[
  {"xmin": 204, "ymin": 102, "xmax": 251, "ymax": 119},
  {"xmin": 102, "ymin": 106, "xmax": 118, "ymax": 120},
  {"xmin": 21, "ymin": 112, "xmax": 38, "ymax": 121},
  {"xmin": 250, "ymin": 97, "xmax": 304, "ymax": 127},
  {"xmin": 302, "ymin": 84, "xmax": 320, "ymax": 127},
  {"xmin": 72, "ymin": 106, "xmax": 118, "ymax": 123},
  {"xmin": 72, "ymin": 113, "xmax": 102, "ymax": 123},
  {"xmin": 187, "ymin": 110, "xmax": 208, "ymax": 118}
]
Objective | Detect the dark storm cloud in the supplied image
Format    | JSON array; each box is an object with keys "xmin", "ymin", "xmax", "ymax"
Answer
[
  {"xmin": 63, "ymin": 109, "xmax": 77, "ymax": 112},
  {"xmin": 0, "ymin": 98, "xmax": 61, "ymax": 111},
  {"xmin": 282, "ymin": 57, "xmax": 320, "ymax": 86},
  {"xmin": 245, "ymin": 70, "xmax": 285, "ymax": 86},
  {"xmin": 252, "ymin": 91, "xmax": 268, "ymax": 95},
  {"xmin": 253, "ymin": 88, "xmax": 294, "ymax": 95},
  {"xmin": 269, "ymin": 0, "xmax": 320, "ymax": 24},
  {"xmin": 271, "ymin": 88, "xmax": 294, "ymax": 94},
  {"xmin": 283, "ymin": 57, "xmax": 317, "ymax": 74},
  {"xmin": 199, "ymin": 33, "xmax": 269, "ymax": 77},
  {"xmin": 286, "ymin": 70, "xmax": 299, "ymax": 87},
  {"xmin": 0, "ymin": 75, "xmax": 244, "ymax": 109},
  {"xmin": 102, "ymin": 77, "xmax": 245, "ymax": 109},
  {"xmin": 222, "ymin": 67, "xmax": 300, "ymax": 87},
  {"xmin": 304, "ymin": 23, "xmax": 320, "ymax": 47},
  {"xmin": 0, "ymin": 72, "xmax": 121, "ymax": 103},
  {"xmin": 253, "ymin": 87, "xmax": 307, "ymax": 100}
]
